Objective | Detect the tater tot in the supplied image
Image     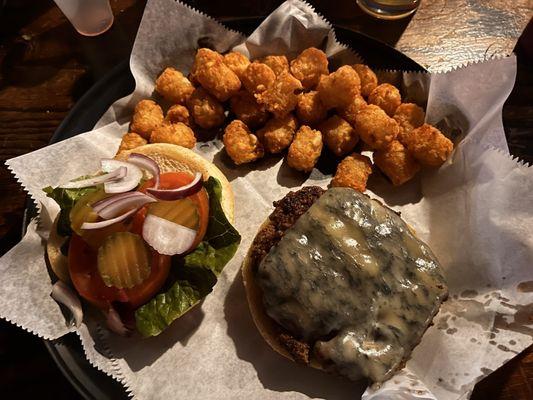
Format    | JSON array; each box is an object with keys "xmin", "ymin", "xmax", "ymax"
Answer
[
  {"xmin": 317, "ymin": 65, "xmax": 361, "ymax": 109},
  {"xmin": 402, "ymin": 124, "xmax": 453, "ymax": 167},
  {"xmin": 352, "ymin": 64, "xmax": 378, "ymax": 98},
  {"xmin": 192, "ymin": 48, "xmax": 241, "ymax": 101},
  {"xmin": 130, "ymin": 100, "xmax": 164, "ymax": 139},
  {"xmin": 223, "ymin": 120, "xmax": 264, "ymax": 165},
  {"xmin": 150, "ymin": 122, "xmax": 196, "ymax": 149},
  {"xmin": 223, "ymin": 52, "xmax": 250, "ymax": 80},
  {"xmin": 290, "ymin": 47, "xmax": 329, "ymax": 90},
  {"xmin": 165, "ymin": 104, "xmax": 193, "ymax": 127},
  {"xmin": 241, "ymin": 62, "xmax": 276, "ymax": 95},
  {"xmin": 229, "ymin": 90, "xmax": 269, "ymax": 128},
  {"xmin": 256, "ymin": 71, "xmax": 303, "ymax": 118},
  {"xmin": 186, "ymin": 87, "xmax": 225, "ymax": 129},
  {"xmin": 374, "ymin": 140, "xmax": 421, "ymax": 185},
  {"xmin": 155, "ymin": 67, "xmax": 195, "ymax": 105},
  {"xmin": 355, "ymin": 104, "xmax": 400, "ymax": 150},
  {"xmin": 338, "ymin": 94, "xmax": 367, "ymax": 126},
  {"xmin": 117, "ymin": 132, "xmax": 147, "ymax": 155},
  {"xmin": 257, "ymin": 114, "xmax": 298, "ymax": 154},
  {"xmin": 394, "ymin": 103, "xmax": 425, "ymax": 143},
  {"xmin": 260, "ymin": 55, "xmax": 289, "ymax": 76},
  {"xmin": 296, "ymin": 91, "xmax": 327, "ymax": 126},
  {"xmin": 319, "ymin": 115, "xmax": 359, "ymax": 157},
  {"xmin": 287, "ymin": 125, "xmax": 323, "ymax": 172},
  {"xmin": 331, "ymin": 153, "xmax": 372, "ymax": 192},
  {"xmin": 368, "ymin": 83, "xmax": 401, "ymax": 117}
]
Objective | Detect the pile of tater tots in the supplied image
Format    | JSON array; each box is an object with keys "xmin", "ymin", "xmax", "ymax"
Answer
[{"xmin": 118, "ymin": 47, "xmax": 454, "ymax": 192}]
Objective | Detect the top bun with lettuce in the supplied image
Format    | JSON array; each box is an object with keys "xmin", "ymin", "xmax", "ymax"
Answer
[{"xmin": 44, "ymin": 144, "xmax": 240, "ymax": 337}]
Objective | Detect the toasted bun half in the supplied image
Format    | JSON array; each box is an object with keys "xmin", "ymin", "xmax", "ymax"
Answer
[
  {"xmin": 47, "ymin": 143, "xmax": 234, "ymax": 282},
  {"xmin": 241, "ymin": 219, "xmax": 323, "ymax": 370}
]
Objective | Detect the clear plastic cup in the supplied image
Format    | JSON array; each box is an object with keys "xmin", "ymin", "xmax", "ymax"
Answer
[
  {"xmin": 53, "ymin": 0, "xmax": 114, "ymax": 36},
  {"xmin": 356, "ymin": 0, "xmax": 420, "ymax": 20}
]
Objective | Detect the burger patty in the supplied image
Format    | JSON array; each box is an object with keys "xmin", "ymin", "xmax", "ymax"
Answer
[{"xmin": 250, "ymin": 186, "xmax": 325, "ymax": 364}]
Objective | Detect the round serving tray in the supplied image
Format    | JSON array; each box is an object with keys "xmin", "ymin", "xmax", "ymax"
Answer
[{"xmin": 41, "ymin": 17, "xmax": 426, "ymax": 400}]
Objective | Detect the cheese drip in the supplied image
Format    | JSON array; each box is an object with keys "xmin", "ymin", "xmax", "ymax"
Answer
[{"xmin": 257, "ymin": 188, "xmax": 448, "ymax": 382}]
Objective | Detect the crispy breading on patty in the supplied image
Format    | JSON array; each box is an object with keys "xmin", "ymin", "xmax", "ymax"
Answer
[
  {"xmin": 249, "ymin": 186, "xmax": 325, "ymax": 364},
  {"xmin": 279, "ymin": 333, "xmax": 310, "ymax": 364}
]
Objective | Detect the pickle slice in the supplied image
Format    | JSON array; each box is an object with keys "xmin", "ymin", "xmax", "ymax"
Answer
[
  {"xmin": 146, "ymin": 198, "xmax": 199, "ymax": 230},
  {"xmin": 97, "ymin": 232, "xmax": 151, "ymax": 289},
  {"xmin": 70, "ymin": 189, "xmax": 108, "ymax": 236},
  {"xmin": 70, "ymin": 189, "xmax": 128, "ymax": 249}
]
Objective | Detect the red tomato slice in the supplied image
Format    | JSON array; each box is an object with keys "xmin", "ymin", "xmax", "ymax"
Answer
[
  {"xmin": 138, "ymin": 172, "xmax": 210, "ymax": 249},
  {"xmin": 68, "ymin": 233, "xmax": 171, "ymax": 310}
]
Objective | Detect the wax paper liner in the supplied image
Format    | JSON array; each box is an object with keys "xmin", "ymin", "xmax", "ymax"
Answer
[{"xmin": 2, "ymin": 1, "xmax": 532, "ymax": 399}]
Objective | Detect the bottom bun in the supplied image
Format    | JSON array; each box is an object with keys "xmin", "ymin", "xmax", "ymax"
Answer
[{"xmin": 241, "ymin": 219, "xmax": 323, "ymax": 370}]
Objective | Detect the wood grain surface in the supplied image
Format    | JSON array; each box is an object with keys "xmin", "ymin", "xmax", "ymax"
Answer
[{"xmin": 0, "ymin": 0, "xmax": 531, "ymax": 399}]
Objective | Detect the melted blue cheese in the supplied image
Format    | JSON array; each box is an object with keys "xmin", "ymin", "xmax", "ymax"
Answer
[{"xmin": 257, "ymin": 188, "xmax": 448, "ymax": 382}]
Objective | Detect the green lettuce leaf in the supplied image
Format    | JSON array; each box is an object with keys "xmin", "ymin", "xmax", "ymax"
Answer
[
  {"xmin": 43, "ymin": 184, "xmax": 97, "ymax": 237},
  {"xmin": 135, "ymin": 177, "xmax": 241, "ymax": 337}
]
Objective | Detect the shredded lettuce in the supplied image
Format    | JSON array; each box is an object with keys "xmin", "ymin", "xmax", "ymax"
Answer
[{"xmin": 135, "ymin": 177, "xmax": 240, "ymax": 337}]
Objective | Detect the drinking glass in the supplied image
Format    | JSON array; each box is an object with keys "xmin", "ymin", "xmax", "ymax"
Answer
[
  {"xmin": 53, "ymin": 0, "xmax": 114, "ymax": 36},
  {"xmin": 356, "ymin": 0, "xmax": 421, "ymax": 20}
]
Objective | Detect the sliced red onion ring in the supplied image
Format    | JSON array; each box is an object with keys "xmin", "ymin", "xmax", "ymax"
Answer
[
  {"xmin": 95, "ymin": 192, "xmax": 156, "ymax": 219},
  {"xmin": 142, "ymin": 214, "xmax": 197, "ymax": 256},
  {"xmin": 51, "ymin": 281, "xmax": 83, "ymax": 328},
  {"xmin": 128, "ymin": 153, "xmax": 160, "ymax": 189},
  {"xmin": 59, "ymin": 167, "xmax": 126, "ymax": 189},
  {"xmin": 101, "ymin": 159, "xmax": 142, "ymax": 194},
  {"xmin": 81, "ymin": 208, "xmax": 137, "ymax": 230},
  {"xmin": 91, "ymin": 191, "xmax": 143, "ymax": 213},
  {"xmin": 147, "ymin": 172, "xmax": 203, "ymax": 200},
  {"xmin": 106, "ymin": 306, "xmax": 132, "ymax": 336}
]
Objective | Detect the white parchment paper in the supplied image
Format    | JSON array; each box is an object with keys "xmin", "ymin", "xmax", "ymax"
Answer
[{"xmin": 3, "ymin": 1, "xmax": 532, "ymax": 399}]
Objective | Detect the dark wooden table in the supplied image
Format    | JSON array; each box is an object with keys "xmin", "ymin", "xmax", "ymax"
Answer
[{"xmin": 0, "ymin": 0, "xmax": 531, "ymax": 398}]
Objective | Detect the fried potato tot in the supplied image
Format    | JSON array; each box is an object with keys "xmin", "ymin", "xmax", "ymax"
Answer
[
  {"xmin": 257, "ymin": 114, "xmax": 298, "ymax": 154},
  {"xmin": 338, "ymin": 94, "xmax": 367, "ymax": 126},
  {"xmin": 317, "ymin": 65, "xmax": 361, "ymax": 109},
  {"xmin": 130, "ymin": 100, "xmax": 164, "ymax": 139},
  {"xmin": 260, "ymin": 55, "xmax": 289, "ymax": 76},
  {"xmin": 192, "ymin": 48, "xmax": 241, "ymax": 101},
  {"xmin": 331, "ymin": 153, "xmax": 372, "ymax": 192},
  {"xmin": 287, "ymin": 125, "xmax": 323, "ymax": 172},
  {"xmin": 241, "ymin": 62, "xmax": 276, "ymax": 95},
  {"xmin": 117, "ymin": 132, "xmax": 147, "ymax": 155},
  {"xmin": 230, "ymin": 90, "xmax": 269, "ymax": 128},
  {"xmin": 402, "ymin": 124, "xmax": 453, "ymax": 167},
  {"xmin": 186, "ymin": 87, "xmax": 225, "ymax": 129},
  {"xmin": 374, "ymin": 140, "xmax": 421, "ymax": 185},
  {"xmin": 256, "ymin": 71, "xmax": 303, "ymax": 118},
  {"xmin": 224, "ymin": 51, "xmax": 250, "ymax": 80},
  {"xmin": 290, "ymin": 47, "xmax": 329, "ymax": 89},
  {"xmin": 165, "ymin": 104, "xmax": 193, "ymax": 127},
  {"xmin": 150, "ymin": 122, "xmax": 196, "ymax": 148},
  {"xmin": 296, "ymin": 91, "xmax": 327, "ymax": 126},
  {"xmin": 319, "ymin": 115, "xmax": 359, "ymax": 157},
  {"xmin": 223, "ymin": 120, "xmax": 264, "ymax": 165},
  {"xmin": 394, "ymin": 103, "xmax": 425, "ymax": 143},
  {"xmin": 368, "ymin": 83, "xmax": 401, "ymax": 117},
  {"xmin": 155, "ymin": 67, "xmax": 195, "ymax": 105},
  {"xmin": 355, "ymin": 104, "xmax": 399, "ymax": 150},
  {"xmin": 352, "ymin": 64, "xmax": 378, "ymax": 98}
]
